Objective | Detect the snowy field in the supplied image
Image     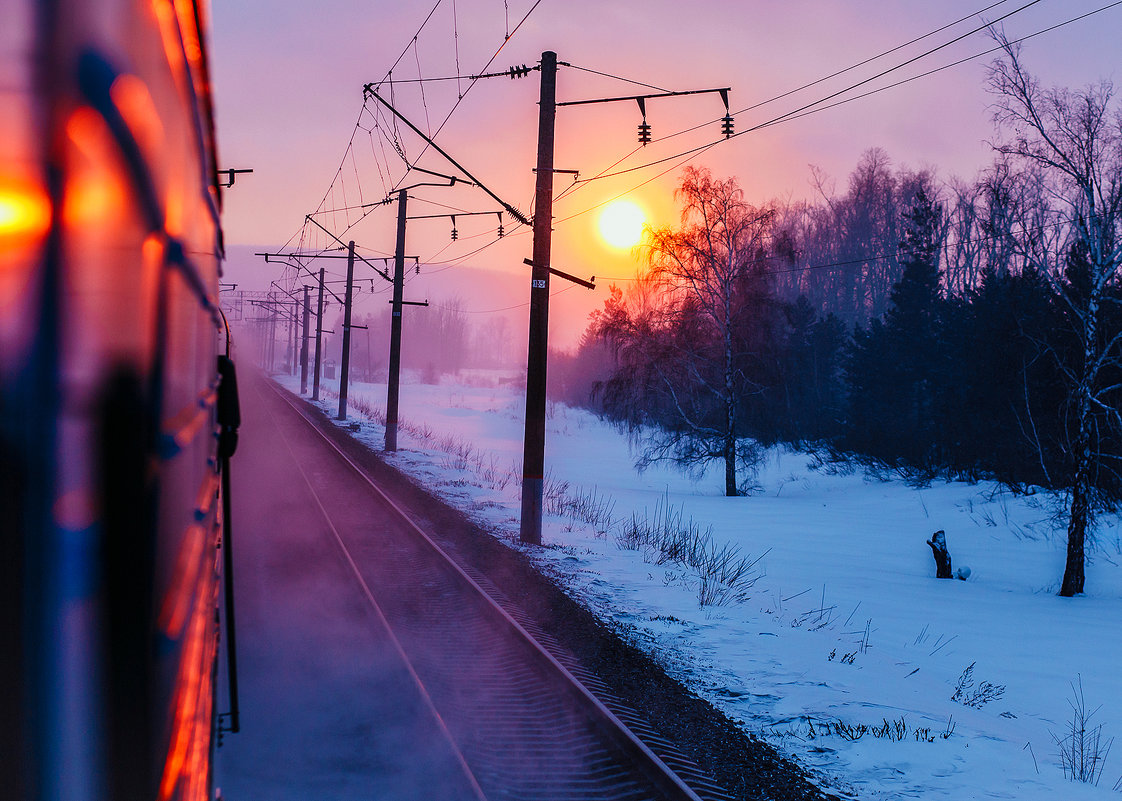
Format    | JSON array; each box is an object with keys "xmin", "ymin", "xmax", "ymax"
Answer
[{"xmin": 277, "ymin": 370, "xmax": 1122, "ymax": 800}]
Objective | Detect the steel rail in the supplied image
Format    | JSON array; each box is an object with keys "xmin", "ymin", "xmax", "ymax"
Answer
[
  {"xmin": 256, "ymin": 377, "xmax": 488, "ymax": 801},
  {"xmin": 265, "ymin": 379, "xmax": 711, "ymax": 801}
]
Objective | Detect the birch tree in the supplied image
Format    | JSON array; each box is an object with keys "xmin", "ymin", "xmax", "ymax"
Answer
[
  {"xmin": 605, "ymin": 167, "xmax": 781, "ymax": 496},
  {"xmin": 989, "ymin": 35, "xmax": 1122, "ymax": 596}
]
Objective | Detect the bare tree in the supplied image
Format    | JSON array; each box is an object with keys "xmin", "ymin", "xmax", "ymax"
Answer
[
  {"xmin": 943, "ymin": 177, "xmax": 984, "ymax": 298},
  {"xmin": 784, "ymin": 151, "xmax": 943, "ymax": 324},
  {"xmin": 636, "ymin": 167, "xmax": 781, "ymax": 496},
  {"xmin": 989, "ymin": 35, "xmax": 1122, "ymax": 595}
]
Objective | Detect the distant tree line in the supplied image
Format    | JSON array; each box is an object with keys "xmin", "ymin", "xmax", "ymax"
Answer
[
  {"xmin": 553, "ymin": 40, "xmax": 1122, "ymax": 595},
  {"xmin": 327, "ymin": 298, "xmax": 516, "ymax": 381},
  {"xmin": 562, "ymin": 165, "xmax": 1121, "ymax": 498}
]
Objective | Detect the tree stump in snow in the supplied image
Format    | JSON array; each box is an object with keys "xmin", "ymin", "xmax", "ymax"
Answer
[{"xmin": 927, "ymin": 530, "xmax": 953, "ymax": 579}]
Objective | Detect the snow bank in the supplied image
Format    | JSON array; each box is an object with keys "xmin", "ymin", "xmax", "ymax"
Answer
[{"xmin": 282, "ymin": 371, "xmax": 1122, "ymax": 800}]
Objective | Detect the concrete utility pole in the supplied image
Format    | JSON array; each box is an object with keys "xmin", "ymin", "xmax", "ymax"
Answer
[
  {"xmin": 300, "ymin": 285, "xmax": 310, "ymax": 394},
  {"xmin": 267, "ymin": 293, "xmax": 277, "ymax": 371},
  {"xmin": 337, "ymin": 241, "xmax": 356, "ymax": 420},
  {"xmin": 312, "ymin": 267, "xmax": 325, "ymax": 401},
  {"xmin": 520, "ymin": 50, "xmax": 558, "ymax": 546},
  {"xmin": 512, "ymin": 59, "xmax": 721, "ymax": 544},
  {"xmin": 291, "ymin": 298, "xmax": 299, "ymax": 375},
  {"xmin": 386, "ymin": 189, "xmax": 407, "ymax": 451}
]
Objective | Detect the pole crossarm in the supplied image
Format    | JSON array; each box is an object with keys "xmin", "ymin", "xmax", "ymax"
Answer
[
  {"xmin": 410, "ymin": 166, "xmax": 470, "ymax": 185},
  {"xmin": 244, "ymin": 301, "xmax": 300, "ymax": 324},
  {"xmin": 268, "ymin": 280, "xmax": 302, "ymax": 301},
  {"xmin": 391, "ymin": 166, "xmax": 472, "ymax": 197},
  {"xmin": 303, "ymin": 215, "xmax": 394, "ymax": 282},
  {"xmin": 257, "ymin": 253, "xmax": 346, "ymax": 304},
  {"xmin": 407, "ymin": 210, "xmax": 504, "ymax": 220},
  {"xmin": 363, "ymin": 86, "xmax": 531, "ymax": 226},
  {"xmin": 396, "ymin": 180, "xmax": 457, "ymax": 194},
  {"xmin": 217, "ymin": 167, "xmax": 253, "ymax": 187},
  {"xmin": 522, "ymin": 258, "xmax": 595, "ymax": 290},
  {"xmin": 257, "ymin": 250, "xmax": 346, "ymax": 259},
  {"xmin": 556, "ymin": 87, "xmax": 731, "ymax": 108}
]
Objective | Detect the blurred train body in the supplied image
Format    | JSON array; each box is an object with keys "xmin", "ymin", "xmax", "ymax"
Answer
[{"xmin": 1, "ymin": 1, "xmax": 230, "ymax": 799}]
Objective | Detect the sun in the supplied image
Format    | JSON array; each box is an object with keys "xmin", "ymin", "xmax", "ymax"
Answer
[{"xmin": 597, "ymin": 200, "xmax": 646, "ymax": 249}]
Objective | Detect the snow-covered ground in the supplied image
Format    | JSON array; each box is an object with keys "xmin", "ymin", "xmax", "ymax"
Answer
[{"xmin": 279, "ymin": 370, "xmax": 1122, "ymax": 800}]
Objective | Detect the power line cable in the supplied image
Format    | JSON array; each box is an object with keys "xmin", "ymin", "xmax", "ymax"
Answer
[
  {"xmin": 279, "ymin": 0, "xmax": 451, "ymax": 257},
  {"xmin": 431, "ymin": 282, "xmax": 577, "ymax": 315},
  {"xmin": 567, "ymin": 0, "xmax": 1050, "ymax": 187},
  {"xmin": 561, "ymin": 63, "xmax": 669, "ymax": 93},
  {"xmin": 739, "ymin": 0, "xmax": 1018, "ymax": 117},
  {"xmin": 283, "ymin": 0, "xmax": 552, "ymax": 288},
  {"xmin": 316, "ymin": 0, "xmax": 547, "ymax": 244},
  {"xmin": 765, "ymin": 0, "xmax": 1122, "ymax": 129},
  {"xmin": 553, "ymin": 0, "xmax": 1021, "ymax": 207},
  {"xmin": 413, "ymin": 38, "xmax": 433, "ymax": 135},
  {"xmin": 595, "ymin": 213, "xmax": 1082, "ymax": 285},
  {"xmin": 551, "ymin": 0, "xmax": 1121, "ymax": 231},
  {"xmin": 453, "ymin": 0, "xmax": 463, "ymax": 99},
  {"xmin": 390, "ymin": 0, "xmax": 546, "ymax": 186},
  {"xmin": 297, "ymin": 1, "xmax": 1088, "ymax": 296}
]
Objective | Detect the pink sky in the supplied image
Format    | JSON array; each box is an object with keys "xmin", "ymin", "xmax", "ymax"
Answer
[{"xmin": 210, "ymin": 0, "xmax": 1122, "ymax": 348}]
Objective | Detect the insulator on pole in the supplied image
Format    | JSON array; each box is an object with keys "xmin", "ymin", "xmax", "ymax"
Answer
[
  {"xmin": 717, "ymin": 88, "xmax": 734, "ymax": 138},
  {"xmin": 635, "ymin": 96, "xmax": 651, "ymax": 145},
  {"xmin": 638, "ymin": 120, "xmax": 651, "ymax": 145},
  {"xmin": 450, "ymin": 215, "xmax": 458, "ymax": 241},
  {"xmin": 497, "ymin": 211, "xmax": 504, "ymax": 238}
]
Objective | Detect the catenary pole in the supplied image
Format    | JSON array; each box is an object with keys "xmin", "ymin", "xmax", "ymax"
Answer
[
  {"xmin": 267, "ymin": 294, "xmax": 277, "ymax": 371},
  {"xmin": 291, "ymin": 298, "xmax": 298, "ymax": 375},
  {"xmin": 300, "ymin": 285, "xmax": 310, "ymax": 393},
  {"xmin": 312, "ymin": 268, "xmax": 325, "ymax": 401},
  {"xmin": 386, "ymin": 189, "xmax": 407, "ymax": 451},
  {"xmin": 520, "ymin": 51, "xmax": 558, "ymax": 546},
  {"xmin": 337, "ymin": 241, "xmax": 356, "ymax": 420}
]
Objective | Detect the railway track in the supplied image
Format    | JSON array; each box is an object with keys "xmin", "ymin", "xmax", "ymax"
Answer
[{"xmin": 263, "ymin": 378, "xmax": 734, "ymax": 801}]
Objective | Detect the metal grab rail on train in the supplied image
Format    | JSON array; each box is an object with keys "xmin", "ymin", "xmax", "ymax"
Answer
[{"xmin": 217, "ymin": 352, "xmax": 241, "ymax": 738}]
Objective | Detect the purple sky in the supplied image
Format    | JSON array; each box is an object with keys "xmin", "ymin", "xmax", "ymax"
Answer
[{"xmin": 210, "ymin": 0, "xmax": 1122, "ymax": 347}]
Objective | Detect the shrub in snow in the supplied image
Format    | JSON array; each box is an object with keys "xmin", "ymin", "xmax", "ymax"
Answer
[
  {"xmin": 803, "ymin": 715, "xmax": 953, "ymax": 744},
  {"xmin": 1053, "ymin": 676, "xmax": 1114, "ymax": 785},
  {"xmin": 615, "ymin": 493, "xmax": 765, "ymax": 607},
  {"xmin": 951, "ymin": 662, "xmax": 1006, "ymax": 708}
]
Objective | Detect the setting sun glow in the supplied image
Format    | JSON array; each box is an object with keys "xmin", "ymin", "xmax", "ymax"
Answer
[
  {"xmin": 597, "ymin": 200, "xmax": 645, "ymax": 249},
  {"xmin": 0, "ymin": 179, "xmax": 51, "ymax": 242}
]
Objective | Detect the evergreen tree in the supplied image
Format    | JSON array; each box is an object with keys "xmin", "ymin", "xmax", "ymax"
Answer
[
  {"xmin": 779, "ymin": 296, "xmax": 846, "ymax": 442},
  {"xmin": 845, "ymin": 187, "xmax": 946, "ymax": 467},
  {"xmin": 886, "ymin": 186, "xmax": 946, "ymax": 464},
  {"xmin": 943, "ymin": 266, "xmax": 1059, "ymax": 484}
]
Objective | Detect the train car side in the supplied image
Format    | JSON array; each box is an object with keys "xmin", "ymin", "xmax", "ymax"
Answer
[{"xmin": 1, "ymin": 1, "xmax": 229, "ymax": 799}]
